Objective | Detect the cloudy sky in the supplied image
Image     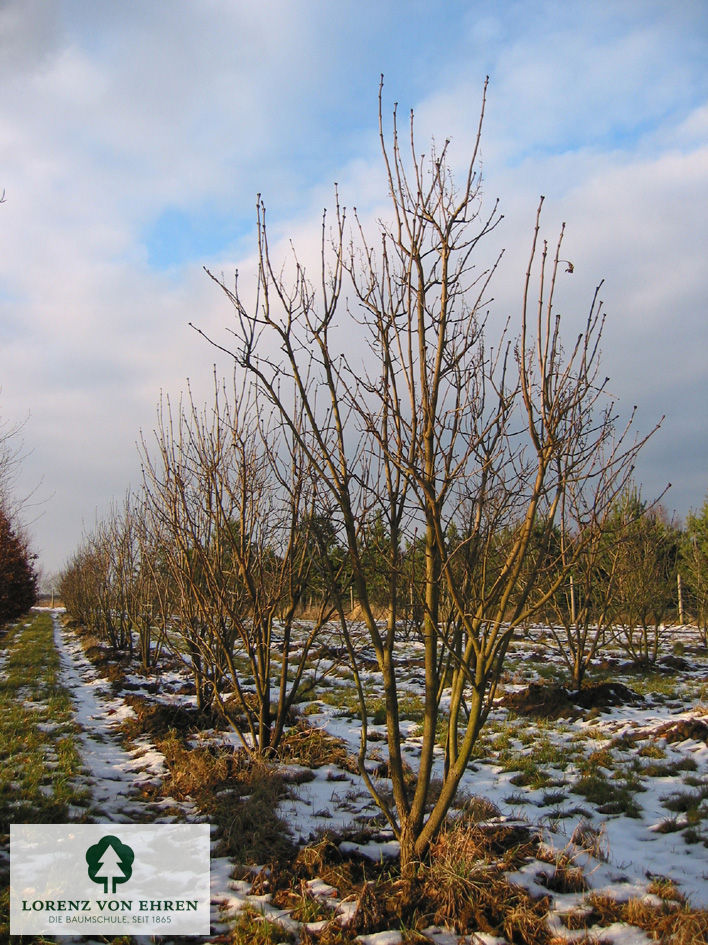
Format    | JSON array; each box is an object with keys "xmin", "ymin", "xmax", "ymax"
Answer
[{"xmin": 1, "ymin": 0, "xmax": 706, "ymax": 579}]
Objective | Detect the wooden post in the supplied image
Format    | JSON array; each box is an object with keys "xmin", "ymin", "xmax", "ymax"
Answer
[
  {"xmin": 569, "ymin": 575, "xmax": 576, "ymax": 625},
  {"xmin": 677, "ymin": 572, "xmax": 684, "ymax": 625}
]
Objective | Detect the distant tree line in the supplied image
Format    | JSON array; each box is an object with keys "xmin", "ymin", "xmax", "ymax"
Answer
[{"xmin": 59, "ymin": 478, "xmax": 707, "ymax": 685}]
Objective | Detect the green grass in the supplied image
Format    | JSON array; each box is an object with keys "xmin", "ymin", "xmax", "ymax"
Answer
[
  {"xmin": 0, "ymin": 612, "xmax": 90, "ymax": 940},
  {"xmin": 661, "ymin": 785, "xmax": 708, "ymax": 816},
  {"xmin": 570, "ymin": 770, "xmax": 642, "ymax": 818},
  {"xmin": 0, "ymin": 614, "xmax": 88, "ymax": 827},
  {"xmin": 225, "ymin": 906, "xmax": 295, "ymax": 944},
  {"xmin": 627, "ymin": 673, "xmax": 680, "ymax": 698}
]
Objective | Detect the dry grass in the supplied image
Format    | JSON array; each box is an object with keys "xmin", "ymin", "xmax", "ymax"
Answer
[
  {"xmin": 648, "ymin": 877, "xmax": 687, "ymax": 903},
  {"xmin": 156, "ymin": 731, "xmax": 296, "ymax": 866},
  {"xmin": 226, "ymin": 907, "xmax": 296, "ymax": 944},
  {"xmin": 278, "ymin": 719, "xmax": 358, "ymax": 772},
  {"xmin": 289, "ymin": 836, "xmax": 373, "ymax": 900},
  {"xmin": 454, "ymin": 793, "xmax": 502, "ymax": 821},
  {"xmin": 273, "ymin": 885, "xmax": 333, "ymax": 923},
  {"xmin": 570, "ymin": 819, "xmax": 609, "ymax": 861},
  {"xmin": 537, "ymin": 859, "xmax": 588, "ymax": 894},
  {"xmin": 587, "ymin": 892, "xmax": 708, "ymax": 944},
  {"xmin": 549, "ymin": 935, "xmax": 612, "ymax": 945},
  {"xmin": 419, "ymin": 822, "xmax": 551, "ymax": 943},
  {"xmin": 298, "ymin": 921, "xmax": 357, "ymax": 944},
  {"xmin": 121, "ymin": 692, "xmax": 212, "ymax": 739},
  {"xmin": 286, "ymin": 817, "xmax": 706, "ymax": 944},
  {"xmin": 157, "ymin": 730, "xmax": 232, "ymax": 794}
]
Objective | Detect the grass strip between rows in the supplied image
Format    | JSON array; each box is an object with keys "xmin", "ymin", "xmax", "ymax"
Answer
[{"xmin": 0, "ymin": 612, "xmax": 89, "ymax": 941}]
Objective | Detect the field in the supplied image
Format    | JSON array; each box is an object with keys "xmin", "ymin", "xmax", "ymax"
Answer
[{"xmin": 1, "ymin": 610, "xmax": 707, "ymax": 944}]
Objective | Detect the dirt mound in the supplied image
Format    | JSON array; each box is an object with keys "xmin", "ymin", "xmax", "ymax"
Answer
[
  {"xmin": 500, "ymin": 681, "xmax": 642, "ymax": 718},
  {"xmin": 573, "ymin": 681, "xmax": 642, "ymax": 708},
  {"xmin": 657, "ymin": 654, "xmax": 690, "ymax": 671},
  {"xmin": 655, "ymin": 718, "xmax": 708, "ymax": 745},
  {"xmin": 500, "ymin": 683, "xmax": 572, "ymax": 717},
  {"xmin": 120, "ymin": 694, "xmax": 213, "ymax": 737}
]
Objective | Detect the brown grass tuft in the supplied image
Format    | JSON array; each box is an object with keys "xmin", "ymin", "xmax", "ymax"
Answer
[
  {"xmin": 586, "ymin": 892, "xmax": 708, "ymax": 944},
  {"xmin": 348, "ymin": 880, "xmax": 387, "ymax": 933},
  {"xmin": 121, "ymin": 694, "xmax": 211, "ymax": 739},
  {"xmin": 571, "ymin": 819, "xmax": 609, "ymax": 861},
  {"xmin": 455, "ymin": 793, "xmax": 502, "ymax": 822},
  {"xmin": 155, "ymin": 732, "xmax": 295, "ymax": 867},
  {"xmin": 157, "ymin": 730, "xmax": 231, "ymax": 794},
  {"xmin": 298, "ymin": 921, "xmax": 357, "ymax": 944},
  {"xmin": 537, "ymin": 860, "xmax": 588, "ymax": 894},
  {"xmin": 278, "ymin": 720, "xmax": 357, "ymax": 771},
  {"xmin": 420, "ymin": 822, "xmax": 551, "ymax": 943},
  {"xmin": 647, "ymin": 877, "xmax": 687, "ymax": 903}
]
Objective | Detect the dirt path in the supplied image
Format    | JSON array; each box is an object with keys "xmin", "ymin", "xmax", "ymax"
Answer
[{"xmin": 52, "ymin": 611, "xmax": 192, "ymax": 823}]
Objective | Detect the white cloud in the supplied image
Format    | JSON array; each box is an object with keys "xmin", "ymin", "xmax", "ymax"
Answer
[{"xmin": 0, "ymin": 0, "xmax": 705, "ymax": 573}]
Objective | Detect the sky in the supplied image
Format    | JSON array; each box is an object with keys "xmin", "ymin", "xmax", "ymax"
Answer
[{"xmin": 0, "ymin": 0, "xmax": 706, "ymax": 580}]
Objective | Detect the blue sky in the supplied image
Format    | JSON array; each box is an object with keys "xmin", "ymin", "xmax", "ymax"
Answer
[{"xmin": 0, "ymin": 0, "xmax": 707, "ymax": 577}]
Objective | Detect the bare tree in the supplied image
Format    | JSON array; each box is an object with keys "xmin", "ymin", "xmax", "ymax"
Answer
[
  {"xmin": 60, "ymin": 511, "xmax": 135, "ymax": 654},
  {"xmin": 140, "ymin": 376, "xmax": 339, "ymax": 753},
  {"xmin": 612, "ymin": 491, "xmax": 680, "ymax": 664},
  {"xmin": 108, "ymin": 493, "xmax": 171, "ymax": 672},
  {"xmin": 195, "ymin": 79, "xmax": 654, "ymax": 870},
  {"xmin": 543, "ymin": 490, "xmax": 621, "ymax": 690}
]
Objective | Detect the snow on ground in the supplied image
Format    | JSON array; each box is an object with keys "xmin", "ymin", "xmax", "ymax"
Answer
[
  {"xmin": 50, "ymin": 613, "xmax": 249, "ymax": 942},
  {"xmin": 294, "ymin": 708, "xmax": 707, "ymax": 909},
  {"xmin": 46, "ymin": 614, "xmax": 708, "ymax": 943},
  {"xmin": 53, "ymin": 614, "xmax": 176, "ymax": 821}
]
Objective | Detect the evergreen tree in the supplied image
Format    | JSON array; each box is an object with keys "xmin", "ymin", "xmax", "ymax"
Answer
[
  {"xmin": 683, "ymin": 496, "xmax": 708, "ymax": 642},
  {"xmin": 0, "ymin": 505, "xmax": 37, "ymax": 625}
]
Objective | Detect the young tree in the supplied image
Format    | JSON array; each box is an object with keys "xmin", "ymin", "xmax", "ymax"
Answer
[
  {"xmin": 543, "ymin": 456, "xmax": 645, "ymax": 689},
  {"xmin": 140, "ymin": 378, "xmax": 340, "ymax": 752},
  {"xmin": 195, "ymin": 79, "xmax": 653, "ymax": 870},
  {"xmin": 59, "ymin": 526, "xmax": 123, "ymax": 651},
  {"xmin": 97, "ymin": 494, "xmax": 170, "ymax": 671},
  {"xmin": 543, "ymin": 523, "xmax": 617, "ymax": 688},
  {"xmin": 612, "ymin": 489, "xmax": 680, "ymax": 664}
]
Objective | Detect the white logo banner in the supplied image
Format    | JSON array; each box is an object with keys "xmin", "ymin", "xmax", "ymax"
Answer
[{"xmin": 11, "ymin": 823, "xmax": 210, "ymax": 935}]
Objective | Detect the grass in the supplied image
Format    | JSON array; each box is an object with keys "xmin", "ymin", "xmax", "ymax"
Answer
[
  {"xmin": 661, "ymin": 784, "xmax": 708, "ymax": 814},
  {"xmin": 227, "ymin": 907, "xmax": 296, "ymax": 944},
  {"xmin": 277, "ymin": 719, "xmax": 358, "ymax": 772},
  {"xmin": 628, "ymin": 672, "xmax": 680, "ymax": 698},
  {"xmin": 586, "ymin": 892, "xmax": 708, "ymax": 944},
  {"xmin": 570, "ymin": 771, "xmax": 642, "ymax": 818},
  {"xmin": 0, "ymin": 612, "xmax": 90, "ymax": 940},
  {"xmin": 273, "ymin": 820, "xmax": 553, "ymax": 944},
  {"xmin": 0, "ymin": 614, "xmax": 88, "ymax": 825},
  {"xmin": 419, "ymin": 822, "xmax": 551, "ymax": 943},
  {"xmin": 156, "ymin": 728, "xmax": 297, "ymax": 866}
]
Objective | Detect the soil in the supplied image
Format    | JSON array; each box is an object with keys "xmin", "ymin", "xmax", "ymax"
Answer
[
  {"xmin": 500, "ymin": 681, "xmax": 643, "ymax": 718},
  {"xmin": 655, "ymin": 718, "xmax": 708, "ymax": 745}
]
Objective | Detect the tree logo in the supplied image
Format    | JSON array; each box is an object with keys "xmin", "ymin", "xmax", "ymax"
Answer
[{"xmin": 85, "ymin": 835, "xmax": 134, "ymax": 894}]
